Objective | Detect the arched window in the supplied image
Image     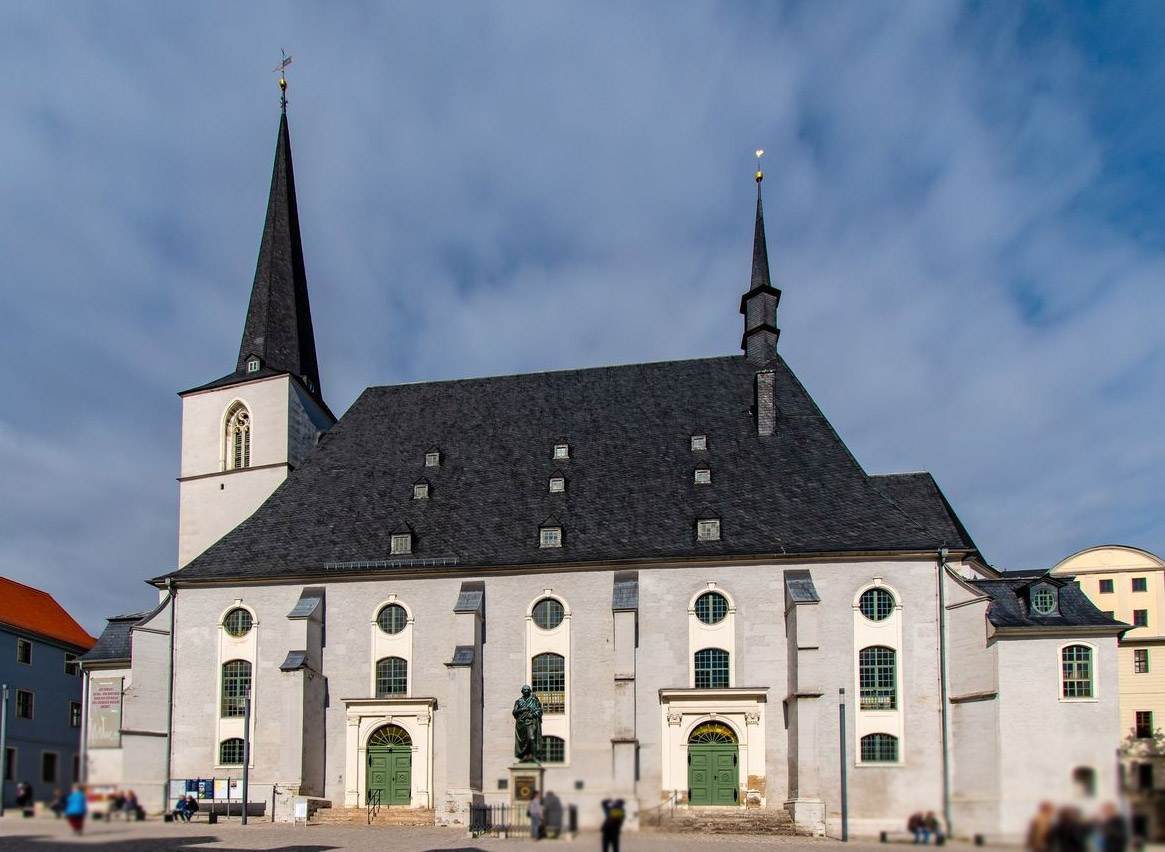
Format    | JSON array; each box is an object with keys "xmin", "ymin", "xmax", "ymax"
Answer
[
  {"xmin": 860, "ymin": 733, "xmax": 898, "ymax": 762},
  {"xmin": 221, "ymin": 660, "xmax": 251, "ymax": 717},
  {"xmin": 542, "ymin": 736, "xmax": 566, "ymax": 763},
  {"xmin": 532, "ymin": 653, "xmax": 565, "ymax": 713},
  {"xmin": 375, "ymin": 657, "xmax": 408, "ymax": 697},
  {"xmin": 859, "ymin": 646, "xmax": 897, "ymax": 710},
  {"xmin": 219, "ymin": 738, "xmax": 244, "ymax": 765},
  {"xmin": 694, "ymin": 648, "xmax": 730, "ymax": 689},
  {"xmin": 225, "ymin": 403, "xmax": 251, "ymax": 470},
  {"xmin": 1062, "ymin": 645, "xmax": 1093, "ymax": 698}
]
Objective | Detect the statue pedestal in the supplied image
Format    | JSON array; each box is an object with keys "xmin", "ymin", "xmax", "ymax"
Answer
[{"xmin": 509, "ymin": 762, "xmax": 544, "ymax": 804}]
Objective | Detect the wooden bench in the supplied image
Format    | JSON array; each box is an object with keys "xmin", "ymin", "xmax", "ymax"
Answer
[{"xmin": 880, "ymin": 831, "xmax": 945, "ymax": 845}]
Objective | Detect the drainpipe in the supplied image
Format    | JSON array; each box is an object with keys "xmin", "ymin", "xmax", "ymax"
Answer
[
  {"xmin": 164, "ymin": 580, "xmax": 176, "ymax": 813},
  {"xmin": 937, "ymin": 548, "xmax": 952, "ymax": 838},
  {"xmin": 80, "ymin": 671, "xmax": 90, "ymax": 783}
]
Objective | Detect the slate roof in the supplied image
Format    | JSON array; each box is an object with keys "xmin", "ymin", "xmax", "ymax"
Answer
[
  {"xmin": 182, "ymin": 111, "xmax": 327, "ymax": 413},
  {"xmin": 170, "ymin": 352, "xmax": 982, "ymax": 583},
  {"xmin": 970, "ymin": 577, "xmax": 1127, "ymax": 631},
  {"xmin": 870, "ymin": 472, "xmax": 978, "ymax": 555},
  {"xmin": 81, "ymin": 612, "xmax": 149, "ymax": 663},
  {"xmin": 0, "ymin": 577, "xmax": 95, "ymax": 650}
]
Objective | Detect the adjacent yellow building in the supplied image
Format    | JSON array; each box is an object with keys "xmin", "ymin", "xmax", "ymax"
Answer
[{"xmin": 1052, "ymin": 545, "xmax": 1165, "ymax": 838}]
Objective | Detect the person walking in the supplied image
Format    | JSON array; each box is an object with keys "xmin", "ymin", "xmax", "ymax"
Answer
[
  {"xmin": 601, "ymin": 798, "xmax": 627, "ymax": 852},
  {"xmin": 528, "ymin": 791, "xmax": 543, "ymax": 840},
  {"xmin": 64, "ymin": 785, "xmax": 87, "ymax": 835},
  {"xmin": 1097, "ymin": 803, "xmax": 1128, "ymax": 852}
]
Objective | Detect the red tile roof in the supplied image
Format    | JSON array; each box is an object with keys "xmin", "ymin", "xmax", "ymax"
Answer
[{"xmin": 0, "ymin": 577, "xmax": 95, "ymax": 650}]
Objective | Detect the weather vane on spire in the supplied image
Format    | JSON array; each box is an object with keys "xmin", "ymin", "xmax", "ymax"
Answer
[
  {"xmin": 755, "ymin": 149, "xmax": 764, "ymax": 184},
  {"xmin": 272, "ymin": 49, "xmax": 294, "ymax": 112}
]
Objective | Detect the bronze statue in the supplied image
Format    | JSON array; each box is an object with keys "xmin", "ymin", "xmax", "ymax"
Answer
[{"xmin": 513, "ymin": 685, "xmax": 543, "ymax": 762}]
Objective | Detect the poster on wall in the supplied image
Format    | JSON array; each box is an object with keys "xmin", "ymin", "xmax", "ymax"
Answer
[
  {"xmin": 88, "ymin": 678, "xmax": 123, "ymax": 748},
  {"xmin": 214, "ymin": 779, "xmax": 229, "ymax": 800},
  {"xmin": 198, "ymin": 779, "xmax": 214, "ymax": 799}
]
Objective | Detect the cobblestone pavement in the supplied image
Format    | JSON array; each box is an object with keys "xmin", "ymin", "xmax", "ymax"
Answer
[{"xmin": 0, "ymin": 815, "xmax": 1008, "ymax": 852}]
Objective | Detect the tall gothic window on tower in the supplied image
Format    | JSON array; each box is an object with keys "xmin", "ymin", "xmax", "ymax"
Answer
[{"xmin": 225, "ymin": 404, "xmax": 251, "ymax": 470}]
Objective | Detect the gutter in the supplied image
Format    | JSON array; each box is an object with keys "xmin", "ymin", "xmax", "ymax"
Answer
[{"xmin": 937, "ymin": 548, "xmax": 953, "ymax": 838}]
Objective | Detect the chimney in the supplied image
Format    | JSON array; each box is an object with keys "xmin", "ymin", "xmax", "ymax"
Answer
[{"xmin": 755, "ymin": 371, "xmax": 777, "ymax": 437}]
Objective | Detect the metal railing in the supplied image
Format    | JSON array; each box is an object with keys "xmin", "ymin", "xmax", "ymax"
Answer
[
  {"xmin": 469, "ymin": 802, "xmax": 530, "ymax": 837},
  {"xmin": 366, "ymin": 788, "xmax": 382, "ymax": 825},
  {"xmin": 642, "ymin": 790, "xmax": 680, "ymax": 827},
  {"xmin": 859, "ymin": 691, "xmax": 897, "ymax": 711}
]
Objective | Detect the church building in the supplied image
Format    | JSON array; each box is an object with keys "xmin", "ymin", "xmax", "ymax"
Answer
[{"xmin": 82, "ymin": 95, "xmax": 1125, "ymax": 838}]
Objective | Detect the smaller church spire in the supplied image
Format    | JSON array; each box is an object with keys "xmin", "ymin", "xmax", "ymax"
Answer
[{"xmin": 740, "ymin": 150, "xmax": 781, "ymax": 365}]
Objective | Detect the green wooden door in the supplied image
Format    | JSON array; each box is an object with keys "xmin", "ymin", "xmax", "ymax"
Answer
[
  {"xmin": 368, "ymin": 747, "xmax": 411, "ymax": 805},
  {"xmin": 688, "ymin": 744, "xmax": 739, "ymax": 806},
  {"xmin": 367, "ymin": 725, "xmax": 412, "ymax": 807}
]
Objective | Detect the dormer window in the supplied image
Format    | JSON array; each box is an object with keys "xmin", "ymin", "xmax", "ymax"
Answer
[
  {"xmin": 697, "ymin": 518, "xmax": 721, "ymax": 541},
  {"xmin": 246, "ymin": 357, "xmax": 261, "ymax": 374},
  {"xmin": 549, "ymin": 476, "xmax": 566, "ymax": 494},
  {"xmin": 553, "ymin": 444, "xmax": 570, "ymax": 460},
  {"xmin": 391, "ymin": 532, "xmax": 413, "ymax": 555},
  {"xmin": 694, "ymin": 468, "xmax": 712, "ymax": 485},
  {"xmin": 425, "ymin": 450, "xmax": 441, "ymax": 468},
  {"xmin": 413, "ymin": 482, "xmax": 430, "ymax": 500},
  {"xmin": 1031, "ymin": 586, "xmax": 1058, "ymax": 616},
  {"xmin": 691, "ymin": 435, "xmax": 707, "ymax": 451},
  {"xmin": 540, "ymin": 527, "xmax": 563, "ymax": 548}
]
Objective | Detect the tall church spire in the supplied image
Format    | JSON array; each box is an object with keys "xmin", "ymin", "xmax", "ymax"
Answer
[
  {"xmin": 739, "ymin": 153, "xmax": 781, "ymax": 365},
  {"xmin": 235, "ymin": 101, "xmax": 323, "ymax": 401}
]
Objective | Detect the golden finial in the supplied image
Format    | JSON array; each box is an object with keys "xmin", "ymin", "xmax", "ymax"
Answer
[
  {"xmin": 755, "ymin": 149, "xmax": 764, "ymax": 183},
  {"xmin": 272, "ymin": 49, "xmax": 294, "ymax": 111}
]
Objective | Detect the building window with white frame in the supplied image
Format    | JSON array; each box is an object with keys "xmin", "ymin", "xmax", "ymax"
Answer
[
  {"xmin": 553, "ymin": 443, "xmax": 570, "ymax": 460},
  {"xmin": 16, "ymin": 639, "xmax": 31, "ymax": 665},
  {"xmin": 696, "ymin": 519, "xmax": 721, "ymax": 541},
  {"xmin": 391, "ymin": 532, "xmax": 413, "ymax": 555},
  {"xmin": 1061, "ymin": 645, "xmax": 1093, "ymax": 698},
  {"xmin": 223, "ymin": 607, "xmax": 253, "ymax": 637},
  {"xmin": 221, "ymin": 660, "xmax": 251, "ymax": 717},
  {"xmin": 532, "ymin": 653, "xmax": 565, "ymax": 713},
  {"xmin": 690, "ymin": 435, "xmax": 707, "ymax": 451},
  {"xmin": 860, "ymin": 733, "xmax": 898, "ymax": 763},
  {"xmin": 375, "ymin": 656, "xmax": 408, "ymax": 697},
  {"xmin": 694, "ymin": 467, "xmax": 711, "ymax": 485},
  {"xmin": 220, "ymin": 738, "xmax": 245, "ymax": 765},
  {"xmin": 694, "ymin": 648, "xmax": 730, "ymax": 689},
  {"xmin": 225, "ymin": 403, "xmax": 251, "ymax": 470},
  {"xmin": 859, "ymin": 646, "xmax": 897, "ymax": 710},
  {"xmin": 542, "ymin": 736, "xmax": 566, "ymax": 763},
  {"xmin": 859, "ymin": 588, "xmax": 895, "ymax": 621},
  {"xmin": 70, "ymin": 701, "xmax": 81, "ymax": 728},
  {"xmin": 15, "ymin": 690, "xmax": 33, "ymax": 719},
  {"xmin": 549, "ymin": 475, "xmax": 566, "ymax": 493},
  {"xmin": 540, "ymin": 526, "xmax": 562, "ymax": 548},
  {"xmin": 64, "ymin": 653, "xmax": 80, "ymax": 676}
]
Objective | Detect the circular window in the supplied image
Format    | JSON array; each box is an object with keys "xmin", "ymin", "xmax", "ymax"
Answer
[
  {"xmin": 223, "ymin": 608, "xmax": 253, "ymax": 637},
  {"xmin": 694, "ymin": 592, "xmax": 729, "ymax": 625},
  {"xmin": 859, "ymin": 588, "xmax": 895, "ymax": 622},
  {"xmin": 1031, "ymin": 587, "xmax": 1057, "ymax": 615},
  {"xmin": 533, "ymin": 598, "xmax": 565, "ymax": 630},
  {"xmin": 376, "ymin": 604, "xmax": 408, "ymax": 634}
]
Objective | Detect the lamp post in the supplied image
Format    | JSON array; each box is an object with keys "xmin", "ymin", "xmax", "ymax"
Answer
[
  {"xmin": 0, "ymin": 684, "xmax": 8, "ymax": 817},
  {"xmin": 839, "ymin": 687, "xmax": 848, "ymax": 842},
  {"xmin": 241, "ymin": 686, "xmax": 251, "ymax": 825}
]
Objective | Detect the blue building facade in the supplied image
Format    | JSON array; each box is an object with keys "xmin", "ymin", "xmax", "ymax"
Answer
[{"xmin": 0, "ymin": 580, "xmax": 94, "ymax": 808}]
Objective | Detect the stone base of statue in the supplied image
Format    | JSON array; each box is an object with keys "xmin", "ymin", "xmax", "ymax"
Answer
[{"xmin": 509, "ymin": 762, "xmax": 544, "ymax": 804}]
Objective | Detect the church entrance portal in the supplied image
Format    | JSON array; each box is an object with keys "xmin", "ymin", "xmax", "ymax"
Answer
[
  {"xmin": 687, "ymin": 722, "xmax": 739, "ymax": 806},
  {"xmin": 367, "ymin": 724, "xmax": 412, "ymax": 806}
]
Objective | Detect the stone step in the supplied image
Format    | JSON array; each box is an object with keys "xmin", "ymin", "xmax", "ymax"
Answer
[
  {"xmin": 642, "ymin": 807, "xmax": 801, "ymax": 836},
  {"xmin": 311, "ymin": 806, "xmax": 435, "ymax": 826}
]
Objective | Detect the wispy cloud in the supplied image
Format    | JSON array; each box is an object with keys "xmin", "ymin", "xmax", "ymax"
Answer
[{"xmin": 0, "ymin": 2, "xmax": 1161, "ymax": 631}]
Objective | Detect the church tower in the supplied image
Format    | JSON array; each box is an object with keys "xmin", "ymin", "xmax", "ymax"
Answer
[{"xmin": 177, "ymin": 91, "xmax": 334, "ymax": 568}]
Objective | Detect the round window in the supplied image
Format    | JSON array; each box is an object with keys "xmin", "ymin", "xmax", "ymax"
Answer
[
  {"xmin": 376, "ymin": 604, "xmax": 408, "ymax": 634},
  {"xmin": 533, "ymin": 598, "xmax": 565, "ymax": 630},
  {"xmin": 859, "ymin": 588, "xmax": 895, "ymax": 622},
  {"xmin": 694, "ymin": 591, "xmax": 729, "ymax": 625},
  {"xmin": 223, "ymin": 608, "xmax": 253, "ymax": 637},
  {"xmin": 1031, "ymin": 587, "xmax": 1057, "ymax": 615}
]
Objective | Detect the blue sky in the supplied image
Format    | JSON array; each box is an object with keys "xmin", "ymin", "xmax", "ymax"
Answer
[{"xmin": 0, "ymin": 2, "xmax": 1162, "ymax": 635}]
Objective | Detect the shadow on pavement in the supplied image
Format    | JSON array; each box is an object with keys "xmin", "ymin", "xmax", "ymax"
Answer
[{"xmin": 0, "ymin": 835, "xmax": 338, "ymax": 852}]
